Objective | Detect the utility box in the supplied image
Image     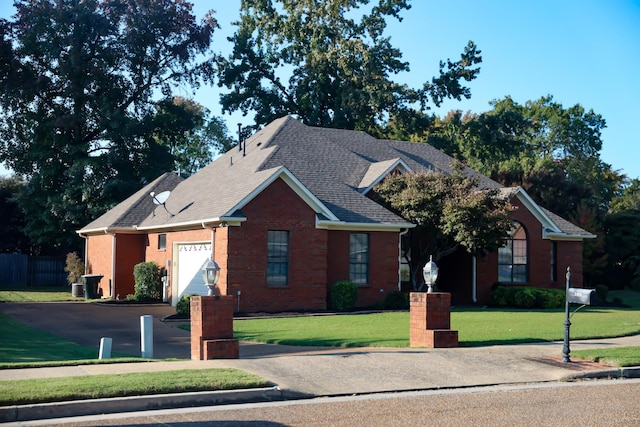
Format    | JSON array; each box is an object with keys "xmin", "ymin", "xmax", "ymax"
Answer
[{"xmin": 567, "ymin": 288, "xmax": 597, "ymax": 306}]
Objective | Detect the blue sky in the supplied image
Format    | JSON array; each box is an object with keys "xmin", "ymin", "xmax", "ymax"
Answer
[{"xmin": 1, "ymin": 0, "xmax": 639, "ymax": 179}]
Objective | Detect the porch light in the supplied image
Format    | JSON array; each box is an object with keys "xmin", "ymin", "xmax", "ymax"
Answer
[
  {"xmin": 423, "ymin": 256, "xmax": 439, "ymax": 293},
  {"xmin": 201, "ymin": 258, "xmax": 220, "ymax": 296}
]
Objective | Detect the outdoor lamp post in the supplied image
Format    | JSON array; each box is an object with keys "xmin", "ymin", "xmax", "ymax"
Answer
[
  {"xmin": 201, "ymin": 258, "xmax": 220, "ymax": 296},
  {"xmin": 423, "ymin": 255, "xmax": 439, "ymax": 293}
]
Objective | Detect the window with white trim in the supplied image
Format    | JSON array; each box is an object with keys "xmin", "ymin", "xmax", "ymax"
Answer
[
  {"xmin": 349, "ymin": 233, "xmax": 369, "ymax": 285},
  {"xmin": 267, "ymin": 230, "xmax": 289, "ymax": 286},
  {"xmin": 498, "ymin": 223, "xmax": 528, "ymax": 283}
]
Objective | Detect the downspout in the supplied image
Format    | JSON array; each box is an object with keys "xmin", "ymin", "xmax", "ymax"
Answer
[
  {"xmin": 472, "ymin": 252, "xmax": 477, "ymax": 304},
  {"xmin": 79, "ymin": 231, "xmax": 88, "ymax": 277},
  {"xmin": 202, "ymin": 222, "xmax": 216, "ymax": 260},
  {"xmin": 106, "ymin": 230, "xmax": 116, "ymax": 300},
  {"xmin": 398, "ymin": 229, "xmax": 409, "ymax": 291}
]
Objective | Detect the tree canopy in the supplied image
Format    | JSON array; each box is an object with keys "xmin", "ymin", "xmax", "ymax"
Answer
[
  {"xmin": 152, "ymin": 97, "xmax": 234, "ymax": 175},
  {"xmin": 216, "ymin": 0, "xmax": 482, "ymax": 135},
  {"xmin": 374, "ymin": 164, "xmax": 513, "ymax": 289},
  {"xmin": 0, "ymin": 0, "xmax": 218, "ymax": 251}
]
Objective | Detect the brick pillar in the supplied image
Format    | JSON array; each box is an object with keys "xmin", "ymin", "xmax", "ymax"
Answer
[
  {"xmin": 190, "ymin": 295, "xmax": 239, "ymax": 360},
  {"xmin": 410, "ymin": 292, "xmax": 458, "ymax": 348}
]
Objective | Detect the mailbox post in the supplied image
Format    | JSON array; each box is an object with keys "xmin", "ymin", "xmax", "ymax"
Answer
[
  {"xmin": 562, "ymin": 267, "xmax": 572, "ymax": 362},
  {"xmin": 562, "ymin": 267, "xmax": 597, "ymax": 363}
]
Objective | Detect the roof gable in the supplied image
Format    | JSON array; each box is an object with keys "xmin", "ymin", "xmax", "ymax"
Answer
[
  {"xmin": 505, "ymin": 187, "xmax": 595, "ymax": 240},
  {"xmin": 358, "ymin": 158, "xmax": 412, "ymax": 194}
]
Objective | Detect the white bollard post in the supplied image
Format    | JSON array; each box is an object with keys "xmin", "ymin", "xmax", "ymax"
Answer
[
  {"xmin": 99, "ymin": 337, "xmax": 112, "ymax": 359},
  {"xmin": 140, "ymin": 315, "xmax": 153, "ymax": 358}
]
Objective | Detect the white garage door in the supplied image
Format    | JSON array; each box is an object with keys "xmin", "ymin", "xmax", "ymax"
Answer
[{"xmin": 173, "ymin": 242, "xmax": 212, "ymax": 306}]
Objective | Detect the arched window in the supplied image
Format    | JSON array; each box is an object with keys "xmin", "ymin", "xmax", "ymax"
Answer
[{"xmin": 498, "ymin": 223, "xmax": 528, "ymax": 283}]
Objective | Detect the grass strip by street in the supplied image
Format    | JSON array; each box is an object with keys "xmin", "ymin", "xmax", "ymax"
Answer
[
  {"xmin": 0, "ymin": 369, "xmax": 271, "ymax": 406},
  {"xmin": 571, "ymin": 347, "xmax": 640, "ymax": 368}
]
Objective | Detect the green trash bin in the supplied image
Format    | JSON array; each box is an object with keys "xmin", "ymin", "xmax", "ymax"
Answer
[{"xmin": 82, "ymin": 274, "xmax": 103, "ymax": 300}]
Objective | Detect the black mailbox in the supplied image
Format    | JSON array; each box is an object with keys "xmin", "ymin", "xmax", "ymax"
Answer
[{"xmin": 566, "ymin": 288, "xmax": 597, "ymax": 306}]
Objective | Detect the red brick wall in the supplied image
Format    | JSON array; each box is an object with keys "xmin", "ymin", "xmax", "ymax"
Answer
[
  {"xmin": 474, "ymin": 197, "xmax": 585, "ymax": 305},
  {"xmin": 327, "ymin": 230, "xmax": 400, "ymax": 309},
  {"xmin": 85, "ymin": 233, "xmax": 145, "ymax": 298},
  {"xmin": 225, "ymin": 178, "xmax": 328, "ymax": 312},
  {"xmin": 113, "ymin": 234, "xmax": 146, "ymax": 298},
  {"xmin": 85, "ymin": 234, "xmax": 113, "ymax": 297}
]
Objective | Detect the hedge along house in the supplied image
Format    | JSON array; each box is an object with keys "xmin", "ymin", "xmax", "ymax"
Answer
[{"xmin": 78, "ymin": 116, "xmax": 594, "ymax": 310}]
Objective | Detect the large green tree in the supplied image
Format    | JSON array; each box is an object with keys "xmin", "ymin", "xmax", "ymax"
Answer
[
  {"xmin": 410, "ymin": 96, "xmax": 622, "ymax": 217},
  {"xmin": 0, "ymin": 0, "xmax": 217, "ymax": 250},
  {"xmin": 374, "ymin": 164, "xmax": 513, "ymax": 290},
  {"xmin": 216, "ymin": 0, "xmax": 482, "ymax": 135},
  {"xmin": 0, "ymin": 175, "xmax": 35, "ymax": 254},
  {"xmin": 152, "ymin": 97, "xmax": 235, "ymax": 175}
]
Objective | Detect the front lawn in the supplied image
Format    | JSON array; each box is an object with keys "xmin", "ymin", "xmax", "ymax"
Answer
[{"xmin": 231, "ymin": 306, "xmax": 640, "ymax": 347}]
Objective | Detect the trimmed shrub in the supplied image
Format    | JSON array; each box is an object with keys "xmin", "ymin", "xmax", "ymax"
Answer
[
  {"xmin": 490, "ymin": 286, "xmax": 564, "ymax": 309},
  {"xmin": 132, "ymin": 262, "xmax": 162, "ymax": 301},
  {"xmin": 514, "ymin": 288, "xmax": 536, "ymax": 309},
  {"xmin": 540, "ymin": 289, "xmax": 565, "ymax": 309},
  {"xmin": 176, "ymin": 294, "xmax": 195, "ymax": 316},
  {"xmin": 594, "ymin": 284, "xmax": 608, "ymax": 302},
  {"xmin": 384, "ymin": 291, "xmax": 409, "ymax": 310},
  {"xmin": 331, "ymin": 281, "xmax": 358, "ymax": 311},
  {"xmin": 489, "ymin": 286, "xmax": 510, "ymax": 306}
]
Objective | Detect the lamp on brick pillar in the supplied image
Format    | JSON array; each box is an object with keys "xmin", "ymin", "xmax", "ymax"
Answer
[
  {"xmin": 423, "ymin": 255, "xmax": 438, "ymax": 293},
  {"xmin": 201, "ymin": 258, "xmax": 220, "ymax": 296}
]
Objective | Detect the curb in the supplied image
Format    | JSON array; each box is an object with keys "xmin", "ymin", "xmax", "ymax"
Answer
[
  {"xmin": 0, "ymin": 386, "xmax": 299, "ymax": 423},
  {"xmin": 563, "ymin": 367, "xmax": 640, "ymax": 381}
]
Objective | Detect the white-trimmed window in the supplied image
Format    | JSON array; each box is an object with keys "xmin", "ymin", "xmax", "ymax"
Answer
[
  {"xmin": 267, "ymin": 230, "xmax": 289, "ymax": 286},
  {"xmin": 350, "ymin": 233, "xmax": 369, "ymax": 285},
  {"xmin": 498, "ymin": 223, "xmax": 528, "ymax": 283}
]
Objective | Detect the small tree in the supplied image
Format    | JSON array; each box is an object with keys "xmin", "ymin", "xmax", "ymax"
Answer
[
  {"xmin": 132, "ymin": 262, "xmax": 162, "ymax": 301},
  {"xmin": 374, "ymin": 162, "xmax": 513, "ymax": 290},
  {"xmin": 64, "ymin": 252, "xmax": 84, "ymax": 285}
]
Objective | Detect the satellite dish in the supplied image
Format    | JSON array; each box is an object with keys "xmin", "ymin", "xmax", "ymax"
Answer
[
  {"xmin": 150, "ymin": 191, "xmax": 174, "ymax": 217},
  {"xmin": 150, "ymin": 191, "xmax": 171, "ymax": 205}
]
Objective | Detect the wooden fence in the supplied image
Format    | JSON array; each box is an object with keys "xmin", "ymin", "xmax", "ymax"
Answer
[{"xmin": 0, "ymin": 254, "xmax": 66, "ymax": 287}]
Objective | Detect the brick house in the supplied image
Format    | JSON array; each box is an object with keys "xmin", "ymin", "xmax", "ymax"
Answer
[{"xmin": 78, "ymin": 116, "xmax": 594, "ymax": 310}]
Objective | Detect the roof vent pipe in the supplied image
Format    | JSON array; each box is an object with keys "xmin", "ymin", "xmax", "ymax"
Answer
[{"xmin": 237, "ymin": 123, "xmax": 242, "ymax": 152}]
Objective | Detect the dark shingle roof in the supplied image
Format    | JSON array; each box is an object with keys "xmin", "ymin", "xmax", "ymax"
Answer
[
  {"xmin": 78, "ymin": 116, "xmax": 592, "ymax": 239},
  {"xmin": 80, "ymin": 172, "xmax": 184, "ymax": 232}
]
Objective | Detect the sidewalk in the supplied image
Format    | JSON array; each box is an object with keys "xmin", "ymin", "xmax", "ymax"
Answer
[{"xmin": 2, "ymin": 335, "xmax": 640, "ymax": 423}]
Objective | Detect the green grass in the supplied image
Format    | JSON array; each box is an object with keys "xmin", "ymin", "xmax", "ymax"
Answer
[
  {"xmin": 235, "ymin": 312, "xmax": 408, "ymax": 347},
  {"xmin": 572, "ymin": 346, "xmax": 640, "ymax": 367},
  {"xmin": 229, "ymin": 306, "xmax": 640, "ymax": 347},
  {"xmin": 0, "ymin": 369, "xmax": 271, "ymax": 405},
  {"xmin": 0, "ymin": 286, "xmax": 82, "ymax": 303}
]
